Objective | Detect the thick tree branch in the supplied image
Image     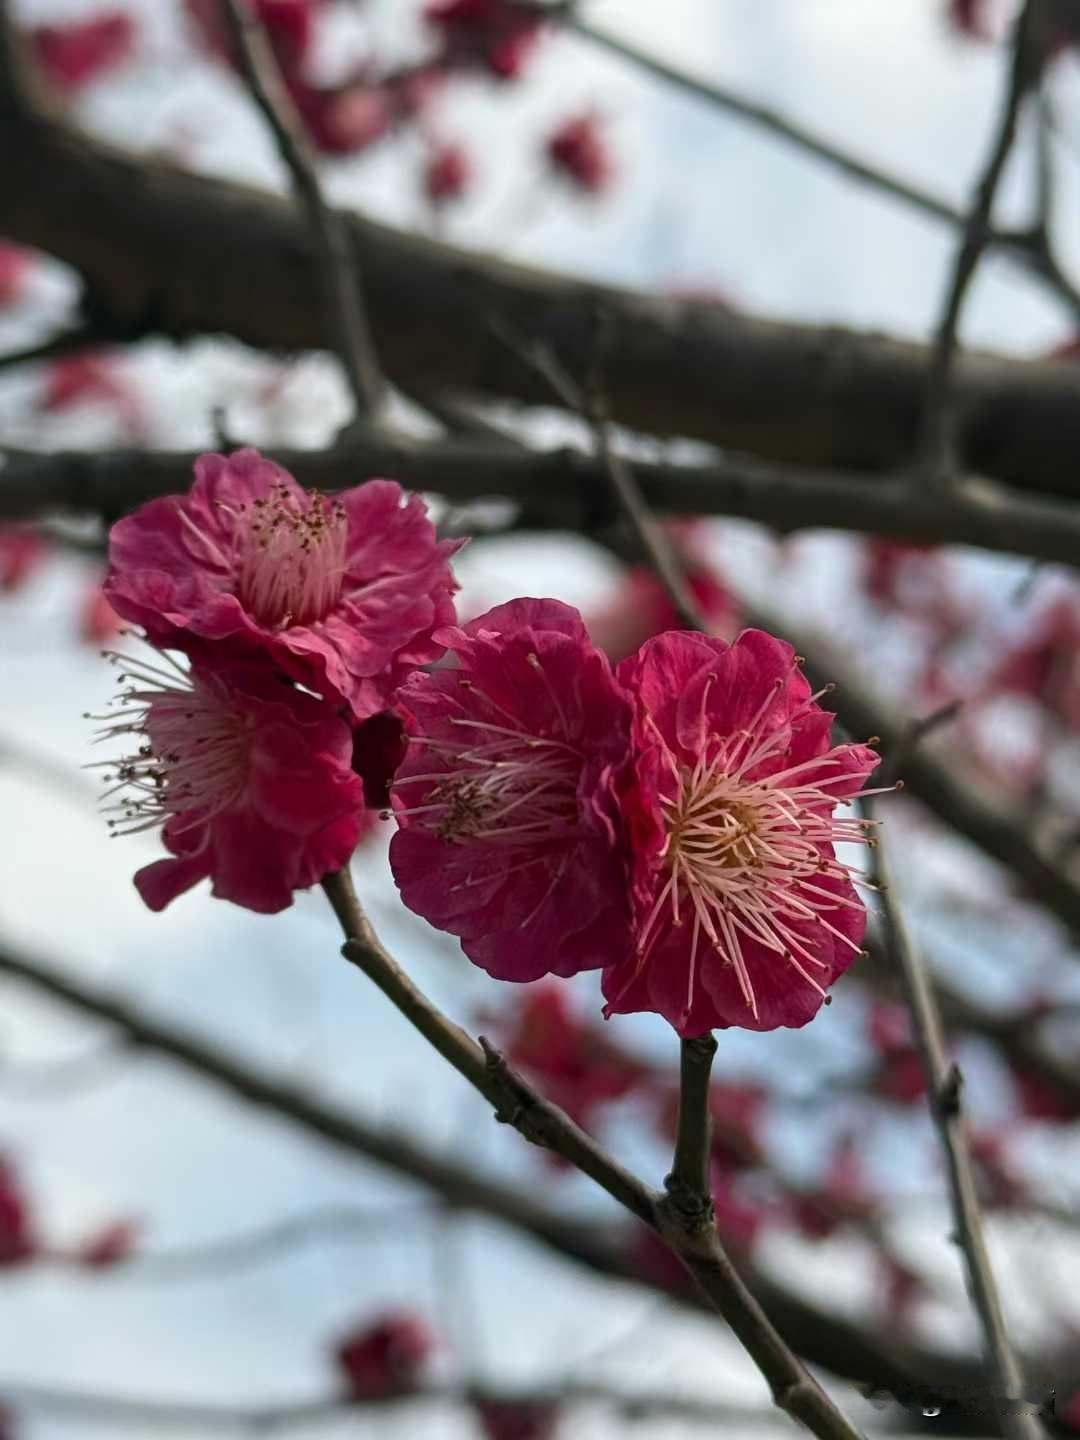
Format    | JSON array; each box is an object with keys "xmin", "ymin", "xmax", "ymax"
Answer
[
  {"xmin": 871, "ymin": 817, "xmax": 1044, "ymax": 1440},
  {"xmin": 8, "ymin": 441, "xmax": 1080, "ymax": 572},
  {"xmin": 322, "ymin": 869, "xmax": 866, "ymax": 1440},
  {"xmin": 3, "ymin": 37, "xmax": 1080, "ymax": 495}
]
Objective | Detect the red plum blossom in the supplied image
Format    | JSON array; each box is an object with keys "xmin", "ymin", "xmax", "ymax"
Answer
[
  {"xmin": 603, "ymin": 630, "xmax": 880, "ymax": 1034},
  {"xmin": 390, "ymin": 598, "xmax": 634, "ymax": 982},
  {"xmin": 103, "ymin": 449, "xmax": 460, "ymax": 722}
]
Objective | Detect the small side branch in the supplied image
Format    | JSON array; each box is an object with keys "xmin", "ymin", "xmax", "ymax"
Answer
[
  {"xmin": 920, "ymin": 0, "xmax": 1046, "ymax": 478},
  {"xmin": 219, "ymin": 0, "xmax": 386, "ymax": 422},
  {"xmin": 870, "ymin": 816, "xmax": 1045, "ymax": 1440}
]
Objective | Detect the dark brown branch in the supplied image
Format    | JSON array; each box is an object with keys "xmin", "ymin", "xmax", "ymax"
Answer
[
  {"xmin": 321, "ymin": 871, "xmax": 866, "ymax": 1440},
  {"xmin": 4, "ymin": 55, "xmax": 1080, "ymax": 496},
  {"xmin": 0, "ymin": 939, "xmax": 1001, "ymax": 1415},
  {"xmin": 871, "ymin": 815, "xmax": 1045, "ymax": 1440},
  {"xmin": 9, "ymin": 442, "xmax": 1080, "ymax": 574},
  {"xmin": 921, "ymin": 1, "xmax": 1046, "ymax": 476},
  {"xmin": 218, "ymin": 0, "xmax": 384, "ymax": 421},
  {"xmin": 0, "ymin": 324, "xmax": 102, "ymax": 373}
]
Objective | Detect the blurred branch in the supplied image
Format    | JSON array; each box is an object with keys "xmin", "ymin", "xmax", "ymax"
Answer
[
  {"xmin": 218, "ymin": 0, "xmax": 385, "ymax": 424},
  {"xmin": 9, "ymin": 442, "xmax": 1080, "ymax": 573},
  {"xmin": 921, "ymin": 1, "xmax": 1047, "ymax": 478},
  {"xmin": 4, "ymin": 30, "xmax": 1080, "ymax": 494},
  {"xmin": 321, "ymin": 869, "xmax": 867, "ymax": 1440},
  {"xmin": 0, "ymin": 325, "xmax": 101, "ymax": 374},
  {"xmin": 554, "ymin": 5, "xmax": 1080, "ymax": 323},
  {"xmin": 0, "ymin": 940, "xmax": 998, "ymax": 1415},
  {"xmin": 0, "ymin": 1377, "xmax": 805, "ymax": 1433},
  {"xmin": 870, "ymin": 814, "xmax": 1045, "ymax": 1440}
]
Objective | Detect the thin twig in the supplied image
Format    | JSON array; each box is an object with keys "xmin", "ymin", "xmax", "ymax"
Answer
[
  {"xmin": 920, "ymin": 1, "xmax": 1046, "ymax": 478},
  {"xmin": 552, "ymin": 5, "xmax": 1080, "ymax": 322},
  {"xmin": 219, "ymin": 0, "xmax": 386, "ymax": 422},
  {"xmin": 0, "ymin": 325, "xmax": 101, "ymax": 374},
  {"xmin": 869, "ymin": 814, "xmax": 1045, "ymax": 1440},
  {"xmin": 321, "ymin": 870, "xmax": 866, "ymax": 1440}
]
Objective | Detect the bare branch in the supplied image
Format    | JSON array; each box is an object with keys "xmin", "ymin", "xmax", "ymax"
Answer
[
  {"xmin": 0, "ymin": 939, "xmax": 1002, "ymax": 1411},
  {"xmin": 554, "ymin": 6, "xmax": 1080, "ymax": 323},
  {"xmin": 321, "ymin": 870, "xmax": 867, "ymax": 1440},
  {"xmin": 870, "ymin": 815, "xmax": 1045, "ymax": 1440},
  {"xmin": 9, "ymin": 443, "xmax": 1080, "ymax": 574},
  {"xmin": 921, "ymin": 1, "xmax": 1048, "ymax": 478},
  {"xmin": 217, "ymin": 0, "xmax": 385, "ymax": 422}
]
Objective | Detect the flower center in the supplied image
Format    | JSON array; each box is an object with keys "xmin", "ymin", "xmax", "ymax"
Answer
[
  {"xmin": 88, "ymin": 650, "xmax": 251, "ymax": 839},
  {"xmin": 640, "ymin": 723, "xmax": 876, "ymax": 1023},
  {"xmin": 232, "ymin": 482, "xmax": 347, "ymax": 629},
  {"xmin": 400, "ymin": 719, "xmax": 582, "ymax": 847}
]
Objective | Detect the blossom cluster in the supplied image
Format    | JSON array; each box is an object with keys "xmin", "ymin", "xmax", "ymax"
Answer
[
  {"xmin": 95, "ymin": 448, "xmax": 459, "ymax": 915},
  {"xmin": 98, "ymin": 450, "xmax": 880, "ymax": 1034}
]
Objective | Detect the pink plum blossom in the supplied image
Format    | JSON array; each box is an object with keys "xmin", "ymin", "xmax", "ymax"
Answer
[
  {"xmin": 389, "ymin": 599, "xmax": 633, "ymax": 982},
  {"xmin": 603, "ymin": 629, "xmax": 880, "ymax": 1034},
  {"xmin": 92, "ymin": 649, "xmax": 364, "ymax": 914},
  {"xmin": 334, "ymin": 1312, "xmax": 434, "ymax": 1399},
  {"xmin": 103, "ymin": 450, "xmax": 461, "ymax": 722}
]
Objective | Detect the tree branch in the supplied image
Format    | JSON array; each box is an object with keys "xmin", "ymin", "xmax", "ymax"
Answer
[
  {"xmin": 320, "ymin": 871, "xmax": 867, "ymax": 1440},
  {"xmin": 9, "ymin": 442, "xmax": 1080, "ymax": 573},
  {"xmin": 4, "ymin": 43, "xmax": 1080, "ymax": 494},
  {"xmin": 217, "ymin": 0, "xmax": 385, "ymax": 423},
  {"xmin": 665, "ymin": 1036, "xmax": 717, "ymax": 1222},
  {"xmin": 0, "ymin": 939, "xmax": 1003, "ymax": 1417},
  {"xmin": 870, "ymin": 815, "xmax": 1045, "ymax": 1440},
  {"xmin": 921, "ymin": 0, "xmax": 1047, "ymax": 477}
]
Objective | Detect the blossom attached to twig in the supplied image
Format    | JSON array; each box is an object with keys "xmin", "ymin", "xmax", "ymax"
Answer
[
  {"xmin": 390, "ymin": 599, "xmax": 633, "ymax": 981},
  {"xmin": 90, "ymin": 649, "xmax": 364, "ymax": 913},
  {"xmin": 603, "ymin": 629, "xmax": 881, "ymax": 1034},
  {"xmin": 103, "ymin": 449, "xmax": 461, "ymax": 722}
]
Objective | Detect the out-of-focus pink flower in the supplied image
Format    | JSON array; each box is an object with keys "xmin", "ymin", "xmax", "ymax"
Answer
[
  {"xmin": 475, "ymin": 1399, "xmax": 560, "ymax": 1440},
  {"xmin": 866, "ymin": 1002, "xmax": 927, "ymax": 1104},
  {"xmin": 989, "ymin": 597, "xmax": 1080, "ymax": 731},
  {"xmin": 789, "ymin": 1135, "xmax": 874, "ymax": 1240},
  {"xmin": 30, "ymin": 12, "xmax": 135, "ymax": 96},
  {"xmin": 80, "ymin": 584, "xmax": 123, "ymax": 649},
  {"xmin": 878, "ymin": 1253, "xmax": 927, "ymax": 1325},
  {"xmin": 390, "ymin": 599, "xmax": 633, "ymax": 982},
  {"xmin": 588, "ymin": 563, "xmax": 738, "ymax": 666},
  {"xmin": 653, "ymin": 1079, "xmax": 765, "ymax": 1169},
  {"xmin": 104, "ymin": 450, "xmax": 461, "ymax": 723},
  {"xmin": 41, "ymin": 352, "xmax": 144, "ymax": 438},
  {"xmin": 335, "ymin": 1312, "xmax": 434, "ymax": 1399},
  {"xmin": 546, "ymin": 112, "xmax": 611, "ymax": 194},
  {"xmin": 1012, "ymin": 1064, "xmax": 1080, "ymax": 1122},
  {"xmin": 0, "ymin": 527, "xmax": 49, "ymax": 594},
  {"xmin": 0, "ymin": 243, "xmax": 33, "ymax": 308},
  {"xmin": 487, "ymin": 981, "xmax": 644, "ymax": 1132},
  {"xmin": 424, "ymin": 142, "xmax": 472, "ymax": 204},
  {"xmin": 77, "ymin": 1219, "xmax": 140, "ymax": 1268},
  {"xmin": 711, "ymin": 1171, "xmax": 768, "ymax": 1252},
  {"xmin": 970, "ymin": 1130, "xmax": 1027, "ymax": 1208},
  {"xmin": 0, "ymin": 1156, "xmax": 36, "ymax": 1267},
  {"xmin": 603, "ymin": 630, "xmax": 879, "ymax": 1034},
  {"xmin": 427, "ymin": 0, "xmax": 544, "ymax": 80},
  {"xmin": 294, "ymin": 82, "xmax": 394, "ymax": 155},
  {"xmin": 1061, "ymin": 1390, "xmax": 1080, "ymax": 1434},
  {"xmin": 94, "ymin": 651, "xmax": 364, "ymax": 914},
  {"xmin": 947, "ymin": 0, "xmax": 994, "ymax": 38}
]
